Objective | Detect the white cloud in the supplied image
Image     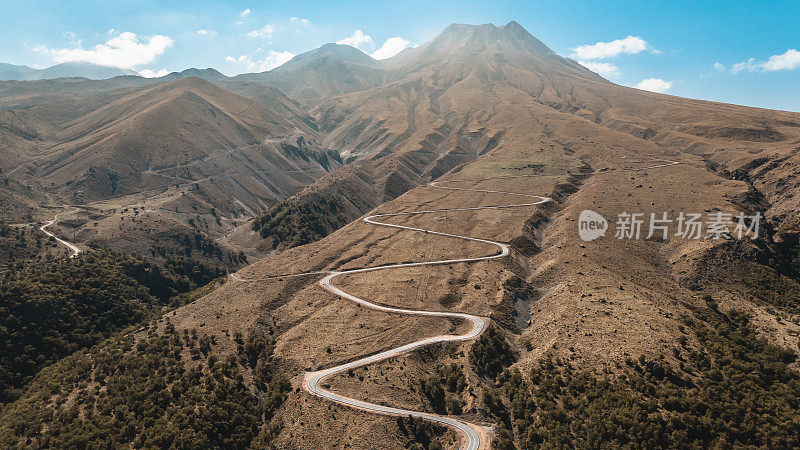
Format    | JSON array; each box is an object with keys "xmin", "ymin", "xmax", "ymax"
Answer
[
  {"xmin": 577, "ymin": 60, "xmax": 620, "ymax": 78},
  {"xmin": 729, "ymin": 49, "xmax": 800, "ymax": 74},
  {"xmin": 247, "ymin": 24, "xmax": 275, "ymax": 39},
  {"xmin": 571, "ymin": 35, "xmax": 649, "ymax": 60},
  {"xmin": 371, "ymin": 37, "xmax": 410, "ymax": 60},
  {"xmin": 139, "ymin": 68, "xmax": 170, "ymax": 78},
  {"xmin": 226, "ymin": 50, "xmax": 294, "ymax": 72},
  {"xmin": 763, "ymin": 48, "xmax": 800, "ymax": 71},
  {"xmin": 63, "ymin": 31, "xmax": 81, "ymax": 47},
  {"xmin": 196, "ymin": 29, "xmax": 218, "ymax": 37},
  {"xmin": 263, "ymin": 51, "xmax": 294, "ymax": 69},
  {"xmin": 713, "ymin": 62, "xmax": 725, "ymax": 71},
  {"xmin": 34, "ymin": 31, "xmax": 173, "ymax": 69},
  {"xmin": 635, "ymin": 78, "xmax": 672, "ymax": 93},
  {"xmin": 337, "ymin": 30, "xmax": 373, "ymax": 51},
  {"xmin": 290, "ymin": 17, "xmax": 309, "ymax": 24},
  {"xmin": 240, "ymin": 8, "xmax": 251, "ymax": 17},
  {"xmin": 336, "ymin": 30, "xmax": 411, "ymax": 59},
  {"xmin": 731, "ymin": 58, "xmax": 760, "ymax": 74}
]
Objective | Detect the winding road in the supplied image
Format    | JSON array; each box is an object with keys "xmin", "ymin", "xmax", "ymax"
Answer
[
  {"xmin": 39, "ymin": 212, "xmax": 81, "ymax": 258},
  {"xmin": 233, "ymin": 158, "xmax": 680, "ymax": 449},
  {"xmin": 306, "ymin": 180, "xmax": 550, "ymax": 450}
]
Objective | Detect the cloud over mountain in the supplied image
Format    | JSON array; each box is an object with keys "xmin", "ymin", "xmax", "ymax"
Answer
[
  {"xmin": 571, "ymin": 35, "xmax": 649, "ymax": 60},
  {"xmin": 34, "ymin": 32, "xmax": 173, "ymax": 69},
  {"xmin": 226, "ymin": 50, "xmax": 294, "ymax": 72},
  {"xmin": 336, "ymin": 30, "xmax": 411, "ymax": 59},
  {"xmin": 635, "ymin": 77, "xmax": 672, "ymax": 93},
  {"xmin": 336, "ymin": 30, "xmax": 374, "ymax": 50}
]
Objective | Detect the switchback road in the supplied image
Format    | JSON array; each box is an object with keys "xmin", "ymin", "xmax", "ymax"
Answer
[{"xmin": 233, "ymin": 158, "xmax": 680, "ymax": 449}]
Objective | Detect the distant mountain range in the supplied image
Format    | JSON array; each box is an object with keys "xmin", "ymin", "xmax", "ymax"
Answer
[
  {"xmin": 0, "ymin": 30, "xmax": 596, "ymax": 102},
  {"xmin": 0, "ymin": 62, "xmax": 139, "ymax": 81},
  {"xmin": 0, "ymin": 43, "xmax": 397, "ymax": 103}
]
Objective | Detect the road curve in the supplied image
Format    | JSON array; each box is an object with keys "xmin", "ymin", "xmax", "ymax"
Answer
[
  {"xmin": 303, "ymin": 179, "xmax": 550, "ymax": 450},
  {"xmin": 39, "ymin": 213, "xmax": 81, "ymax": 258},
  {"xmin": 234, "ymin": 159, "xmax": 680, "ymax": 449}
]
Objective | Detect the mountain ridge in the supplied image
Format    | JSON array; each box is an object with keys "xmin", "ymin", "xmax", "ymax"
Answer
[{"xmin": 0, "ymin": 61, "xmax": 139, "ymax": 81}]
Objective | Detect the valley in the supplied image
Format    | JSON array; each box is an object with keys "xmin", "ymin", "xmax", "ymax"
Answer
[{"xmin": 2, "ymin": 19, "xmax": 800, "ymax": 450}]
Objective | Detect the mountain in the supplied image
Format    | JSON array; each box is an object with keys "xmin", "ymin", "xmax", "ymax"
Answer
[
  {"xmin": 163, "ymin": 67, "xmax": 229, "ymax": 82},
  {"xmin": 254, "ymin": 21, "xmax": 614, "ymax": 247},
  {"xmin": 385, "ymin": 21, "xmax": 601, "ymax": 80},
  {"xmin": 31, "ymin": 77, "xmax": 337, "ymax": 205},
  {"xmin": 2, "ymin": 77, "xmax": 339, "ymax": 260},
  {"xmin": 3, "ymin": 20, "xmax": 800, "ymax": 450},
  {"xmin": 316, "ymin": 20, "xmax": 606, "ymax": 160},
  {"xmin": 279, "ymin": 20, "xmax": 800, "ymax": 244},
  {"xmin": 235, "ymin": 43, "xmax": 387, "ymax": 105},
  {"xmin": 38, "ymin": 62, "xmax": 139, "ymax": 79},
  {"xmin": 240, "ymin": 23, "xmax": 800, "ymax": 447},
  {"xmin": 0, "ymin": 76, "xmax": 157, "ymax": 110},
  {"xmin": 0, "ymin": 61, "xmax": 139, "ymax": 81},
  {"xmin": 0, "ymin": 62, "xmax": 39, "ymax": 81}
]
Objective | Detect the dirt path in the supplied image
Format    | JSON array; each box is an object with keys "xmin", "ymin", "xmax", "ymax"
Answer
[{"xmin": 39, "ymin": 211, "xmax": 81, "ymax": 258}]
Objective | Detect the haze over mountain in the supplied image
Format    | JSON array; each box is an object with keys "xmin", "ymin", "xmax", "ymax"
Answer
[
  {"xmin": 2, "ymin": 20, "xmax": 800, "ymax": 450},
  {"xmin": 0, "ymin": 61, "xmax": 139, "ymax": 81}
]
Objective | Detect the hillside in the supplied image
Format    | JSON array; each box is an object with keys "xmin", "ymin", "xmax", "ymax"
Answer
[
  {"xmin": 37, "ymin": 77, "xmax": 325, "ymax": 197},
  {"xmin": 0, "ymin": 76, "xmax": 340, "ymax": 263},
  {"xmin": 186, "ymin": 22, "xmax": 800, "ymax": 448},
  {"xmin": 2, "ymin": 20, "xmax": 800, "ymax": 450},
  {"xmin": 258, "ymin": 21, "xmax": 800, "ymax": 254}
]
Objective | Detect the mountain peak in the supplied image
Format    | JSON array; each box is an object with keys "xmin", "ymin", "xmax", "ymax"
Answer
[
  {"xmin": 273, "ymin": 43, "xmax": 378, "ymax": 73},
  {"xmin": 164, "ymin": 67, "xmax": 228, "ymax": 82},
  {"xmin": 383, "ymin": 20, "xmax": 601, "ymax": 81},
  {"xmin": 430, "ymin": 21, "xmax": 552, "ymax": 56},
  {"xmin": 501, "ymin": 20, "xmax": 533, "ymax": 39}
]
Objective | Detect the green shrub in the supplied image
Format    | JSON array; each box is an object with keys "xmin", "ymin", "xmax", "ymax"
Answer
[
  {"xmin": 252, "ymin": 194, "xmax": 349, "ymax": 249},
  {"xmin": 492, "ymin": 310, "xmax": 800, "ymax": 448},
  {"xmin": 469, "ymin": 326, "xmax": 517, "ymax": 379},
  {"xmin": 0, "ymin": 325, "xmax": 290, "ymax": 447},
  {"xmin": 0, "ymin": 249, "xmax": 224, "ymax": 403}
]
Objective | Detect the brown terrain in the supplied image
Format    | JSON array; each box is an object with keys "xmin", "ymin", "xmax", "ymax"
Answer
[{"xmin": 2, "ymin": 20, "xmax": 800, "ymax": 449}]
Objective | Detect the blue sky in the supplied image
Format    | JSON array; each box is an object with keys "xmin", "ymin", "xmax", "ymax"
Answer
[{"xmin": 1, "ymin": 0, "xmax": 799, "ymax": 111}]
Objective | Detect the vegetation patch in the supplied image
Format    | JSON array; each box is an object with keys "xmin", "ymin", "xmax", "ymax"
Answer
[
  {"xmin": 489, "ymin": 310, "xmax": 800, "ymax": 449},
  {"xmin": 252, "ymin": 194, "xmax": 350, "ymax": 250},
  {"xmin": 0, "ymin": 219, "xmax": 52, "ymax": 265},
  {"xmin": 396, "ymin": 415, "xmax": 447, "ymax": 450},
  {"xmin": 0, "ymin": 323, "xmax": 290, "ymax": 448},
  {"xmin": 414, "ymin": 363, "xmax": 467, "ymax": 415},
  {"xmin": 0, "ymin": 249, "xmax": 225, "ymax": 404},
  {"xmin": 469, "ymin": 326, "xmax": 518, "ymax": 379},
  {"xmin": 150, "ymin": 229, "xmax": 247, "ymax": 269},
  {"xmin": 690, "ymin": 236, "xmax": 800, "ymax": 317}
]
